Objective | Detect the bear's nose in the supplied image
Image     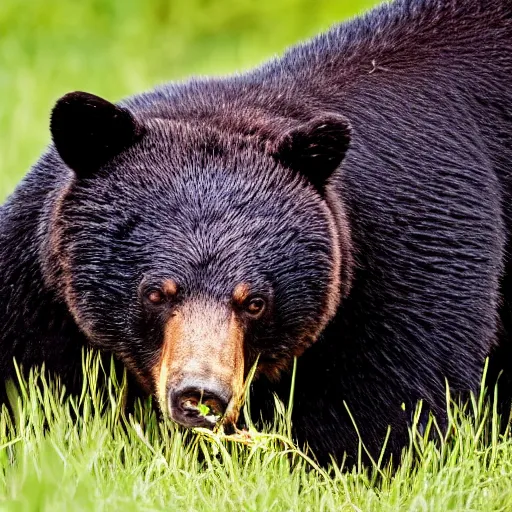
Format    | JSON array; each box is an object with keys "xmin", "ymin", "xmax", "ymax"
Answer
[{"xmin": 169, "ymin": 379, "xmax": 231, "ymax": 428}]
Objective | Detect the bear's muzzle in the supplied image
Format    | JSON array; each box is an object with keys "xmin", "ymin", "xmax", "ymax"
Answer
[{"xmin": 152, "ymin": 300, "xmax": 245, "ymax": 429}]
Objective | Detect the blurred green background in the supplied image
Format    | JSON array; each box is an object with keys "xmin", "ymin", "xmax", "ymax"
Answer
[{"xmin": 0, "ymin": 0, "xmax": 380, "ymax": 200}]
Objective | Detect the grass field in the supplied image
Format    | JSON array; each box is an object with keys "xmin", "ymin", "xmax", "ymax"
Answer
[
  {"xmin": 2, "ymin": 0, "xmax": 512, "ymax": 510},
  {"xmin": 2, "ymin": 355, "xmax": 512, "ymax": 511}
]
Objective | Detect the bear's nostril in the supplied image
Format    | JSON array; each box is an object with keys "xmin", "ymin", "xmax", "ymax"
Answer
[{"xmin": 181, "ymin": 397, "xmax": 199, "ymax": 412}]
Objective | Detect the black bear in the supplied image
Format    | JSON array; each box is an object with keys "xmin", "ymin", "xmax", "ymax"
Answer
[{"xmin": 1, "ymin": 0, "xmax": 511, "ymax": 466}]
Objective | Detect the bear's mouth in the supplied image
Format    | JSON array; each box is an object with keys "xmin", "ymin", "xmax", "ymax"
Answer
[
  {"xmin": 166, "ymin": 381, "xmax": 238, "ymax": 430},
  {"xmin": 179, "ymin": 395, "xmax": 223, "ymax": 427}
]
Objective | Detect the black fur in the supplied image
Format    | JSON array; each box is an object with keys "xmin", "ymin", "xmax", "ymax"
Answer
[{"xmin": 0, "ymin": 0, "xmax": 511, "ymax": 466}]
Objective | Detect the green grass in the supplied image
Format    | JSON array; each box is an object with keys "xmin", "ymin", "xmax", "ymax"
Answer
[
  {"xmin": 3, "ymin": 0, "xmax": 512, "ymax": 510},
  {"xmin": 1, "ymin": 353, "xmax": 512, "ymax": 511}
]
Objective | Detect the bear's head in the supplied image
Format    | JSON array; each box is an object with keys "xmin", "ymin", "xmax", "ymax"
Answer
[{"xmin": 47, "ymin": 91, "xmax": 353, "ymax": 428}]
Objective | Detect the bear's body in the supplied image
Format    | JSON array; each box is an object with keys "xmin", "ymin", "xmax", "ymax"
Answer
[{"xmin": 1, "ymin": 0, "xmax": 511, "ymax": 465}]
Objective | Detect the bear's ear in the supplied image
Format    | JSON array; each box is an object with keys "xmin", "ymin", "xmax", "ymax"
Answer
[
  {"xmin": 50, "ymin": 91, "xmax": 145, "ymax": 178},
  {"xmin": 269, "ymin": 115, "xmax": 351, "ymax": 191}
]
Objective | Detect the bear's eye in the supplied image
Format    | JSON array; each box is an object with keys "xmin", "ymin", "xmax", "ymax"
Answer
[
  {"xmin": 245, "ymin": 297, "xmax": 266, "ymax": 317},
  {"xmin": 141, "ymin": 279, "xmax": 179, "ymax": 307},
  {"xmin": 145, "ymin": 288, "xmax": 166, "ymax": 305}
]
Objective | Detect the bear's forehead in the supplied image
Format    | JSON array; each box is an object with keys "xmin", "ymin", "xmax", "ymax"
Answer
[
  {"xmin": 66, "ymin": 163, "xmax": 333, "ymax": 273},
  {"xmin": 63, "ymin": 124, "xmax": 334, "ymax": 276},
  {"xmin": 92, "ymin": 149, "xmax": 321, "ymax": 226}
]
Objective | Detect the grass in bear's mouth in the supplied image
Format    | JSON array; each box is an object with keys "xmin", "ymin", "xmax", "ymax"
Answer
[
  {"xmin": 1, "ymin": 350, "xmax": 512, "ymax": 511},
  {"xmin": 196, "ymin": 402, "xmax": 212, "ymax": 418},
  {"xmin": 183, "ymin": 398, "xmax": 221, "ymax": 425}
]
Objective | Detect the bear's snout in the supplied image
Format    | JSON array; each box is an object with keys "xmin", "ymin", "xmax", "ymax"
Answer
[{"xmin": 152, "ymin": 299, "xmax": 246, "ymax": 428}]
